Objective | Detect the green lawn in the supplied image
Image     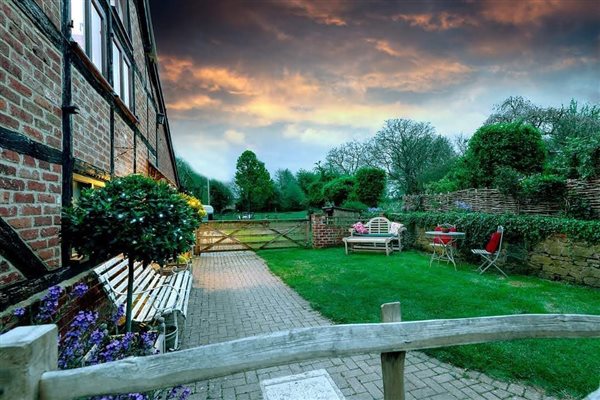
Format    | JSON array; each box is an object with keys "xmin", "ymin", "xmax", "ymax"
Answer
[
  {"xmin": 214, "ymin": 210, "xmax": 308, "ymax": 221},
  {"xmin": 258, "ymin": 248, "xmax": 600, "ymax": 399}
]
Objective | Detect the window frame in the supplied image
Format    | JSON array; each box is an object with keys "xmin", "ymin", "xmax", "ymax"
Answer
[
  {"xmin": 70, "ymin": 0, "xmax": 108, "ymax": 76},
  {"xmin": 111, "ymin": 37, "xmax": 133, "ymax": 110}
]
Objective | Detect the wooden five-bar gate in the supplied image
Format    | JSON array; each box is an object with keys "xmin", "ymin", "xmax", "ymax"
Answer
[{"xmin": 195, "ymin": 219, "xmax": 310, "ymax": 253}]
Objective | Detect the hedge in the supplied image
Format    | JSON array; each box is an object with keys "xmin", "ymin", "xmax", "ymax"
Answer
[{"xmin": 385, "ymin": 211, "xmax": 600, "ymax": 251}]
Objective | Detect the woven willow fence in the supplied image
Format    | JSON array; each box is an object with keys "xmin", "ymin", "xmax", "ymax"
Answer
[{"xmin": 402, "ymin": 179, "xmax": 600, "ymax": 216}]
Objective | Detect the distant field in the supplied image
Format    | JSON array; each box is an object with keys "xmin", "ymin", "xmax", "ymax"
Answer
[{"xmin": 213, "ymin": 210, "xmax": 309, "ymax": 221}]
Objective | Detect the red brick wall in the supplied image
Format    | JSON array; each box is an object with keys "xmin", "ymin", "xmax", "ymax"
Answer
[
  {"xmin": 157, "ymin": 125, "xmax": 176, "ymax": 183},
  {"xmin": 113, "ymin": 115, "xmax": 135, "ymax": 176},
  {"xmin": 0, "ymin": 255, "xmax": 25, "ymax": 287},
  {"xmin": 0, "ymin": 148, "xmax": 62, "ymax": 271},
  {"xmin": 72, "ymin": 69, "xmax": 112, "ymax": 172},
  {"xmin": 32, "ymin": 0, "xmax": 60, "ymax": 30},
  {"xmin": 311, "ymin": 214, "xmax": 349, "ymax": 248},
  {"xmin": 0, "ymin": 1, "xmax": 63, "ymax": 149}
]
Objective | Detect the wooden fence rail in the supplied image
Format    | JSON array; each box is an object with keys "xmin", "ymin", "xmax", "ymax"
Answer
[{"xmin": 2, "ymin": 312, "xmax": 599, "ymax": 400}]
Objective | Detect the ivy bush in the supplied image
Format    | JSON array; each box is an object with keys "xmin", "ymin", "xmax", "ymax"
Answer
[{"xmin": 388, "ymin": 211, "xmax": 600, "ymax": 251}]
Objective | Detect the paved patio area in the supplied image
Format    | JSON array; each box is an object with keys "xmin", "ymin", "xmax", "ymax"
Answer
[{"xmin": 181, "ymin": 251, "xmax": 559, "ymax": 400}]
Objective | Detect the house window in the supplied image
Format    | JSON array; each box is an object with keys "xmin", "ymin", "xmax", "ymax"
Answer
[
  {"xmin": 111, "ymin": 0, "xmax": 129, "ymax": 29},
  {"xmin": 90, "ymin": 3, "xmax": 105, "ymax": 73},
  {"xmin": 71, "ymin": 1, "xmax": 85, "ymax": 49},
  {"xmin": 112, "ymin": 40, "xmax": 133, "ymax": 109},
  {"xmin": 70, "ymin": 0, "xmax": 106, "ymax": 75},
  {"xmin": 72, "ymin": 174, "xmax": 105, "ymax": 204}
]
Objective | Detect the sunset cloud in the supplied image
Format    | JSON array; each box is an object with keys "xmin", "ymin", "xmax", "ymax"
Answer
[
  {"xmin": 392, "ymin": 12, "xmax": 478, "ymax": 31},
  {"xmin": 284, "ymin": 0, "xmax": 347, "ymax": 26}
]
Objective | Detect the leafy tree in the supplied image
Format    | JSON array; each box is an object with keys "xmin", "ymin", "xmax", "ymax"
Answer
[
  {"xmin": 274, "ymin": 169, "xmax": 306, "ymax": 211},
  {"xmin": 209, "ymin": 179, "xmax": 234, "ymax": 213},
  {"xmin": 371, "ymin": 119, "xmax": 456, "ymax": 195},
  {"xmin": 322, "ymin": 176, "xmax": 356, "ymax": 206},
  {"xmin": 485, "ymin": 97, "xmax": 600, "ymax": 180},
  {"xmin": 354, "ymin": 167, "xmax": 386, "ymax": 207},
  {"xmin": 296, "ymin": 169, "xmax": 320, "ymax": 195},
  {"xmin": 176, "ymin": 157, "xmax": 233, "ymax": 210},
  {"xmin": 465, "ymin": 122, "xmax": 546, "ymax": 188},
  {"xmin": 234, "ymin": 150, "xmax": 274, "ymax": 211},
  {"xmin": 176, "ymin": 158, "xmax": 206, "ymax": 201},
  {"xmin": 62, "ymin": 175, "xmax": 199, "ymax": 331}
]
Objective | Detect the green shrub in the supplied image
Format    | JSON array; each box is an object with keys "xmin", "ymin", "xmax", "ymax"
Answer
[
  {"xmin": 492, "ymin": 167, "xmax": 522, "ymax": 197},
  {"xmin": 323, "ymin": 176, "xmax": 356, "ymax": 206},
  {"xmin": 465, "ymin": 122, "xmax": 546, "ymax": 188},
  {"xmin": 425, "ymin": 176, "xmax": 459, "ymax": 194},
  {"xmin": 354, "ymin": 167, "xmax": 386, "ymax": 207},
  {"xmin": 341, "ymin": 200, "xmax": 369, "ymax": 212},
  {"xmin": 519, "ymin": 174, "xmax": 567, "ymax": 201},
  {"xmin": 564, "ymin": 196, "xmax": 598, "ymax": 220}
]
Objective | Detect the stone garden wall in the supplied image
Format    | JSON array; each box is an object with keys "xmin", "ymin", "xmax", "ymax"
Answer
[{"xmin": 410, "ymin": 226, "xmax": 600, "ymax": 287}]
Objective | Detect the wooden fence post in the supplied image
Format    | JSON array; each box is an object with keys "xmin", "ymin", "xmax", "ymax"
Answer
[
  {"xmin": 0, "ymin": 325, "xmax": 58, "ymax": 400},
  {"xmin": 380, "ymin": 302, "xmax": 405, "ymax": 400}
]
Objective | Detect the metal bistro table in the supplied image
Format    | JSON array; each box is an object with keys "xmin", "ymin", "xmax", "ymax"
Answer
[{"xmin": 425, "ymin": 231, "xmax": 466, "ymax": 270}]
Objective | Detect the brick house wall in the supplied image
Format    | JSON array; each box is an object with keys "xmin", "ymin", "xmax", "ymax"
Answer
[{"xmin": 0, "ymin": 0, "xmax": 180, "ymax": 310}]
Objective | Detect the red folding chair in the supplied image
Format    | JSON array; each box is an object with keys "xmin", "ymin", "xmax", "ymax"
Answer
[{"xmin": 471, "ymin": 226, "xmax": 506, "ymax": 277}]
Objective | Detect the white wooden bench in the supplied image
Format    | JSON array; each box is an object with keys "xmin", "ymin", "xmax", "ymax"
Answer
[
  {"xmin": 344, "ymin": 217, "xmax": 406, "ymax": 254},
  {"xmin": 94, "ymin": 255, "xmax": 193, "ymax": 349}
]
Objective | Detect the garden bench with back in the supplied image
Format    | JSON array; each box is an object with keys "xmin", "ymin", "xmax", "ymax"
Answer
[
  {"xmin": 94, "ymin": 255, "xmax": 193, "ymax": 350},
  {"xmin": 343, "ymin": 216, "xmax": 406, "ymax": 255}
]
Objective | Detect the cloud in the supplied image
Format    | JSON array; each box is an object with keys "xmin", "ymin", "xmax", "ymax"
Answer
[
  {"xmin": 224, "ymin": 129, "xmax": 246, "ymax": 145},
  {"xmin": 365, "ymin": 39, "xmax": 420, "ymax": 59},
  {"xmin": 283, "ymin": 0, "xmax": 347, "ymax": 26},
  {"xmin": 392, "ymin": 12, "xmax": 478, "ymax": 31},
  {"xmin": 480, "ymin": 0, "xmax": 570, "ymax": 26},
  {"xmin": 167, "ymin": 94, "xmax": 220, "ymax": 111}
]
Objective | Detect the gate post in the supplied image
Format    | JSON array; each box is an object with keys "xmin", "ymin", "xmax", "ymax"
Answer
[
  {"xmin": 0, "ymin": 325, "xmax": 58, "ymax": 400},
  {"xmin": 380, "ymin": 302, "xmax": 405, "ymax": 400}
]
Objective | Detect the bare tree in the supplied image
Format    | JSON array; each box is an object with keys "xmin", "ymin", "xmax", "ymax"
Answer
[
  {"xmin": 485, "ymin": 96, "xmax": 547, "ymax": 130},
  {"xmin": 371, "ymin": 119, "xmax": 455, "ymax": 195},
  {"xmin": 324, "ymin": 140, "xmax": 373, "ymax": 175},
  {"xmin": 452, "ymin": 133, "xmax": 470, "ymax": 157}
]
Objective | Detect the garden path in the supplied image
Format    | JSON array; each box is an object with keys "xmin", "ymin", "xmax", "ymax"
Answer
[{"xmin": 181, "ymin": 251, "xmax": 559, "ymax": 400}]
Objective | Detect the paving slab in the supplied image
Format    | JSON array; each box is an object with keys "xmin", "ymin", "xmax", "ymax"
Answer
[{"xmin": 181, "ymin": 251, "xmax": 560, "ymax": 400}]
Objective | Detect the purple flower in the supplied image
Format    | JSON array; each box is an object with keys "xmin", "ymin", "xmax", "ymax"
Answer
[
  {"xmin": 179, "ymin": 387, "xmax": 191, "ymax": 400},
  {"xmin": 112, "ymin": 304, "xmax": 125, "ymax": 325},
  {"xmin": 13, "ymin": 307, "xmax": 26, "ymax": 317},
  {"xmin": 72, "ymin": 283, "xmax": 88, "ymax": 298},
  {"xmin": 126, "ymin": 394, "xmax": 147, "ymax": 400},
  {"xmin": 90, "ymin": 329, "xmax": 106, "ymax": 346},
  {"xmin": 36, "ymin": 285, "xmax": 64, "ymax": 322}
]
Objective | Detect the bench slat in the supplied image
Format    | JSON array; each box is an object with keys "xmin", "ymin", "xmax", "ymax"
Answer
[
  {"xmin": 134, "ymin": 275, "xmax": 168, "ymax": 321},
  {"xmin": 129, "ymin": 270, "xmax": 165, "ymax": 321}
]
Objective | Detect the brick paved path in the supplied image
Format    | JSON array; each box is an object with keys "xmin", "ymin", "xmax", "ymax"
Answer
[{"xmin": 181, "ymin": 251, "xmax": 559, "ymax": 400}]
